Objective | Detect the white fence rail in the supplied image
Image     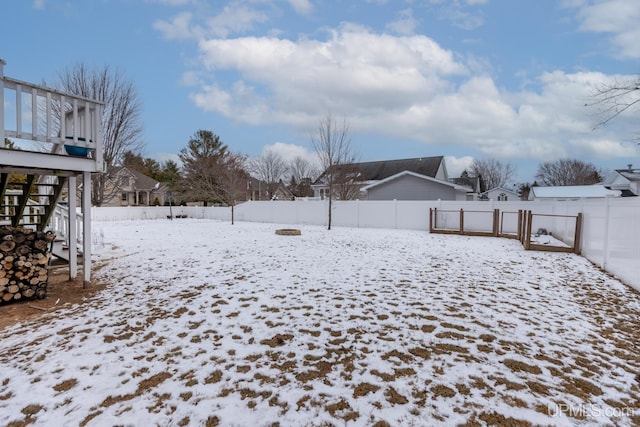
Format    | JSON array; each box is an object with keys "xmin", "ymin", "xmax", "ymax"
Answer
[{"xmin": 90, "ymin": 198, "xmax": 640, "ymax": 292}]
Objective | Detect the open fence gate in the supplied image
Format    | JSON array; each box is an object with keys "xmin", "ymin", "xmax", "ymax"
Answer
[{"xmin": 429, "ymin": 208, "xmax": 582, "ymax": 254}]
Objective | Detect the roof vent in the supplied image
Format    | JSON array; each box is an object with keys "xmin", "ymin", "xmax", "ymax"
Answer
[{"xmin": 628, "ymin": 164, "xmax": 633, "ymax": 171}]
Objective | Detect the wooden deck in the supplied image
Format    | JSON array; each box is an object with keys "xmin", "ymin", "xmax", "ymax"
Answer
[{"xmin": 1, "ymin": 59, "xmax": 103, "ymax": 286}]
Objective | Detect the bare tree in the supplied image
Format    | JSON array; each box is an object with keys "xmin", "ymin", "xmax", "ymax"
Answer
[
  {"xmin": 311, "ymin": 113, "xmax": 355, "ymax": 230},
  {"xmin": 213, "ymin": 152, "xmax": 249, "ymax": 224},
  {"xmin": 469, "ymin": 157, "xmax": 515, "ymax": 191},
  {"xmin": 535, "ymin": 159, "xmax": 602, "ymax": 186},
  {"xmin": 589, "ymin": 76, "xmax": 640, "ymax": 136},
  {"xmin": 288, "ymin": 156, "xmax": 319, "ymax": 197},
  {"xmin": 289, "ymin": 156, "xmax": 318, "ymax": 184},
  {"xmin": 53, "ymin": 63, "xmax": 143, "ymax": 206},
  {"xmin": 248, "ymin": 149, "xmax": 288, "ymax": 200}
]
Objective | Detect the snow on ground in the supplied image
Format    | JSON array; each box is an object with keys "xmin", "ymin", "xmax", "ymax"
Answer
[{"xmin": 1, "ymin": 219, "xmax": 639, "ymax": 427}]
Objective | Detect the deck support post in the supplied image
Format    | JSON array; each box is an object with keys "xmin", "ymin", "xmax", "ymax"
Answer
[
  {"xmin": 82, "ymin": 171, "xmax": 92, "ymax": 287},
  {"xmin": 68, "ymin": 176, "xmax": 78, "ymax": 279}
]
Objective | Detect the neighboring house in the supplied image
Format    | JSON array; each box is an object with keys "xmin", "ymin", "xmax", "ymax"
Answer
[
  {"xmin": 450, "ymin": 175, "xmax": 483, "ymax": 200},
  {"xmin": 528, "ymin": 185, "xmax": 620, "ymax": 201},
  {"xmin": 481, "ymin": 186, "xmax": 520, "ymax": 201},
  {"xmin": 104, "ymin": 167, "xmax": 168, "ymax": 207},
  {"xmin": 272, "ymin": 180, "xmax": 295, "ymax": 200},
  {"xmin": 602, "ymin": 166, "xmax": 640, "ymax": 197},
  {"xmin": 312, "ymin": 156, "xmax": 459, "ymax": 200},
  {"xmin": 362, "ymin": 171, "xmax": 471, "ymax": 201},
  {"xmin": 246, "ymin": 177, "xmax": 270, "ymax": 201}
]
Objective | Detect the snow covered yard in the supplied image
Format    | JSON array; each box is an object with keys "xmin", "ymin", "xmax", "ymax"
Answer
[{"xmin": 1, "ymin": 219, "xmax": 639, "ymax": 427}]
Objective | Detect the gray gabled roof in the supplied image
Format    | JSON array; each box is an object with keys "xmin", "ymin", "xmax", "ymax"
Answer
[
  {"xmin": 315, "ymin": 156, "xmax": 444, "ymax": 185},
  {"xmin": 353, "ymin": 156, "xmax": 444, "ymax": 180}
]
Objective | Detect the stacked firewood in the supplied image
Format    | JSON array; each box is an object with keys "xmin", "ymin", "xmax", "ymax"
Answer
[{"xmin": 0, "ymin": 226, "xmax": 56, "ymax": 304}]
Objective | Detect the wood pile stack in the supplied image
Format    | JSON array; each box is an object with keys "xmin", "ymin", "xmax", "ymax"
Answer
[{"xmin": 0, "ymin": 226, "xmax": 56, "ymax": 304}]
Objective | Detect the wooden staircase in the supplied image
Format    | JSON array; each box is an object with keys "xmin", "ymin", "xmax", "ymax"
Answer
[{"xmin": 0, "ymin": 173, "xmax": 67, "ymax": 231}]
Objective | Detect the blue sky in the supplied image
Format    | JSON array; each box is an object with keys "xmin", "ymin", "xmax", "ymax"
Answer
[{"xmin": 2, "ymin": 0, "xmax": 639, "ymax": 183}]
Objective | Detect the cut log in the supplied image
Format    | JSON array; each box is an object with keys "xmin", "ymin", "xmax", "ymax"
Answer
[
  {"xmin": 15, "ymin": 245, "xmax": 31, "ymax": 256},
  {"xmin": 0, "ymin": 240, "xmax": 16, "ymax": 252},
  {"xmin": 34, "ymin": 239, "xmax": 49, "ymax": 252}
]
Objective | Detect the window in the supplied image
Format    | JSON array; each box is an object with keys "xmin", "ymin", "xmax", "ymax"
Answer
[
  {"xmin": 498, "ymin": 193, "xmax": 508, "ymax": 201},
  {"xmin": 121, "ymin": 193, "xmax": 127, "ymax": 201}
]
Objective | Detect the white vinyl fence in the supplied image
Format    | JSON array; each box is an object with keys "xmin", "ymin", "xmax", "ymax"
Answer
[{"xmin": 92, "ymin": 198, "xmax": 640, "ymax": 292}]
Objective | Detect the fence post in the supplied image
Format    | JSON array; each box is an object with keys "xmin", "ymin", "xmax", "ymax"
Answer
[
  {"xmin": 394, "ymin": 199, "xmax": 397, "ymax": 229},
  {"xmin": 459, "ymin": 208, "xmax": 464, "ymax": 235},
  {"xmin": 429, "ymin": 208, "xmax": 433, "ymax": 233},
  {"xmin": 493, "ymin": 209, "xmax": 499, "ymax": 237},
  {"xmin": 525, "ymin": 211, "xmax": 533, "ymax": 250},
  {"xmin": 433, "ymin": 208, "xmax": 437, "ymax": 230},
  {"xmin": 573, "ymin": 212, "xmax": 582, "ymax": 254}
]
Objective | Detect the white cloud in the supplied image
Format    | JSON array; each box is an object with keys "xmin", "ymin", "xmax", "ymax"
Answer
[
  {"xmin": 287, "ymin": 0, "xmax": 313, "ymax": 15},
  {"xmin": 205, "ymin": 4, "xmax": 269, "ymax": 38},
  {"xmin": 187, "ymin": 24, "xmax": 636, "ymax": 164},
  {"xmin": 154, "ymin": 2, "xmax": 271, "ymax": 40},
  {"xmin": 33, "ymin": 0, "xmax": 45, "ymax": 10},
  {"xmin": 444, "ymin": 156, "xmax": 475, "ymax": 177},
  {"xmin": 572, "ymin": 0, "xmax": 640, "ymax": 59},
  {"xmin": 386, "ymin": 9, "xmax": 419, "ymax": 35},
  {"xmin": 154, "ymin": 12, "xmax": 201, "ymax": 40},
  {"xmin": 429, "ymin": 0, "xmax": 486, "ymax": 30},
  {"xmin": 263, "ymin": 142, "xmax": 318, "ymax": 166},
  {"xmin": 195, "ymin": 24, "xmax": 467, "ymax": 125}
]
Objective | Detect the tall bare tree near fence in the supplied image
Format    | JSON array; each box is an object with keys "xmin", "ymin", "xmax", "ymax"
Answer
[
  {"xmin": 51, "ymin": 63, "xmax": 143, "ymax": 206},
  {"xmin": 470, "ymin": 157, "xmax": 515, "ymax": 191},
  {"xmin": 311, "ymin": 113, "xmax": 355, "ymax": 230},
  {"xmin": 212, "ymin": 152, "xmax": 249, "ymax": 225},
  {"xmin": 288, "ymin": 156, "xmax": 319, "ymax": 197},
  {"xmin": 249, "ymin": 149, "xmax": 288, "ymax": 200}
]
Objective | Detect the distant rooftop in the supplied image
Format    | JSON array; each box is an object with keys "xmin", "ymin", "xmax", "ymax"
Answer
[{"xmin": 530, "ymin": 185, "xmax": 620, "ymax": 199}]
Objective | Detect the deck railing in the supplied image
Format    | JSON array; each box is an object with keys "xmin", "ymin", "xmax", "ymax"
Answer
[{"xmin": 0, "ymin": 59, "xmax": 103, "ymax": 170}]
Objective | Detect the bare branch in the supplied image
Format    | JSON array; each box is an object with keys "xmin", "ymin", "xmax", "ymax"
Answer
[
  {"xmin": 469, "ymin": 158, "xmax": 515, "ymax": 191},
  {"xmin": 248, "ymin": 149, "xmax": 288, "ymax": 199},
  {"xmin": 588, "ymin": 76, "xmax": 640, "ymax": 130}
]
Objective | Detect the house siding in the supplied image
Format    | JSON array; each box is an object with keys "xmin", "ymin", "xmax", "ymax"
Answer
[{"xmin": 366, "ymin": 174, "xmax": 460, "ymax": 200}]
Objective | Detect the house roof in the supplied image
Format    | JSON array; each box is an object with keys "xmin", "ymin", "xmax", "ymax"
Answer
[
  {"xmin": 361, "ymin": 170, "xmax": 468, "ymax": 192},
  {"xmin": 314, "ymin": 156, "xmax": 444, "ymax": 185},
  {"xmin": 353, "ymin": 156, "xmax": 444, "ymax": 181},
  {"xmin": 110, "ymin": 166, "xmax": 160, "ymax": 190},
  {"xmin": 616, "ymin": 168, "xmax": 640, "ymax": 181},
  {"xmin": 529, "ymin": 185, "xmax": 620, "ymax": 200},
  {"xmin": 603, "ymin": 168, "xmax": 640, "ymax": 190}
]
